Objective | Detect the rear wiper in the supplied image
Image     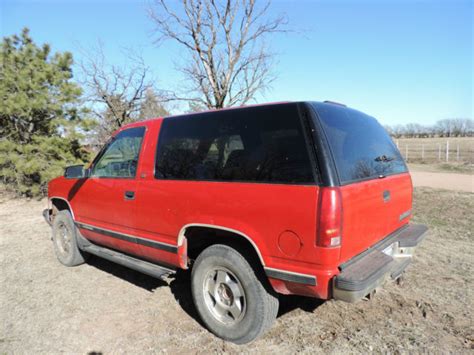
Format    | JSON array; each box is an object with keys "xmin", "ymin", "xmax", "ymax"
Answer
[{"xmin": 374, "ymin": 155, "xmax": 394, "ymax": 162}]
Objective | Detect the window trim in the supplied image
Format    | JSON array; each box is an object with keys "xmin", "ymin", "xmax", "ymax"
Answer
[
  {"xmin": 90, "ymin": 126, "xmax": 147, "ymax": 180},
  {"xmin": 305, "ymin": 103, "xmax": 340, "ymax": 187},
  {"xmin": 153, "ymin": 105, "xmax": 318, "ymax": 186},
  {"xmin": 338, "ymin": 170, "xmax": 410, "ymax": 186},
  {"xmin": 296, "ymin": 102, "xmax": 322, "ymax": 185}
]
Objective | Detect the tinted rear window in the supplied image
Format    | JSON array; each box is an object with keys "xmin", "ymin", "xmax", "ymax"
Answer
[
  {"xmin": 155, "ymin": 104, "xmax": 315, "ymax": 184},
  {"xmin": 311, "ymin": 103, "xmax": 407, "ymax": 184}
]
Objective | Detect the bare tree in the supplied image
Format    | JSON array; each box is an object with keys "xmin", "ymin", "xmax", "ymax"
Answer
[
  {"xmin": 387, "ymin": 124, "xmax": 406, "ymax": 139},
  {"xmin": 434, "ymin": 119, "xmax": 454, "ymax": 137},
  {"xmin": 148, "ymin": 0, "xmax": 287, "ymax": 109},
  {"xmin": 449, "ymin": 118, "xmax": 473, "ymax": 137},
  {"xmin": 186, "ymin": 101, "xmax": 207, "ymax": 113},
  {"xmin": 79, "ymin": 43, "xmax": 153, "ymax": 143},
  {"xmin": 385, "ymin": 119, "xmax": 473, "ymax": 138}
]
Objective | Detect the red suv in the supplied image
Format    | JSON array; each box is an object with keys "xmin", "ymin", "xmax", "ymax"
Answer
[{"xmin": 44, "ymin": 101, "xmax": 427, "ymax": 344}]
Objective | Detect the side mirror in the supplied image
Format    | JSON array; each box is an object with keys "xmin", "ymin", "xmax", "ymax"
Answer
[{"xmin": 64, "ymin": 164, "xmax": 85, "ymax": 179}]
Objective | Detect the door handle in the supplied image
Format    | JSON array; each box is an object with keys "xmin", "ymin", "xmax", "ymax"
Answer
[{"xmin": 124, "ymin": 190, "xmax": 135, "ymax": 200}]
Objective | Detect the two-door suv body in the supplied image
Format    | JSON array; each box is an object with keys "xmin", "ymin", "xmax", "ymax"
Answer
[{"xmin": 44, "ymin": 101, "xmax": 427, "ymax": 343}]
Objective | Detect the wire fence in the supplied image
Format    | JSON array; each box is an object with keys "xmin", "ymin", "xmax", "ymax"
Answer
[{"xmin": 395, "ymin": 139, "xmax": 474, "ymax": 163}]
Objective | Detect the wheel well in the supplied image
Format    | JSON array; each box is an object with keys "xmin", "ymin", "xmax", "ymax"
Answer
[
  {"xmin": 185, "ymin": 227, "xmax": 264, "ymax": 270},
  {"xmin": 51, "ymin": 198, "xmax": 71, "ymax": 213}
]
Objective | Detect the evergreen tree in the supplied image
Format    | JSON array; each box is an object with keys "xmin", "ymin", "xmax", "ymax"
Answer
[
  {"xmin": 0, "ymin": 28, "xmax": 92, "ymax": 196},
  {"xmin": 138, "ymin": 88, "xmax": 169, "ymax": 120}
]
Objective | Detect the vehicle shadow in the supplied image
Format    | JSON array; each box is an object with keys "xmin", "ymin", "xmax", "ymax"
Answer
[
  {"xmin": 277, "ymin": 295, "xmax": 325, "ymax": 317},
  {"xmin": 86, "ymin": 256, "xmax": 324, "ymax": 325},
  {"xmin": 85, "ymin": 257, "xmax": 204, "ymax": 325},
  {"xmin": 86, "ymin": 255, "xmax": 168, "ymax": 292},
  {"xmin": 169, "ymin": 270, "xmax": 326, "ymax": 322},
  {"xmin": 168, "ymin": 269, "xmax": 204, "ymax": 326},
  {"xmin": 167, "ymin": 270, "xmax": 325, "ymax": 325}
]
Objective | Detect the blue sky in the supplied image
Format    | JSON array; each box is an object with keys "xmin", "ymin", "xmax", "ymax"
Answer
[{"xmin": 1, "ymin": 0, "xmax": 472, "ymax": 125}]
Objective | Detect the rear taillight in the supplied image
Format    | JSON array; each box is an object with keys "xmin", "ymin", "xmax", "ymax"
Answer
[{"xmin": 317, "ymin": 187, "xmax": 343, "ymax": 247}]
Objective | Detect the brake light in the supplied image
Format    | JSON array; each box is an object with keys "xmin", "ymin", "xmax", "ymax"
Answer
[{"xmin": 317, "ymin": 187, "xmax": 343, "ymax": 247}]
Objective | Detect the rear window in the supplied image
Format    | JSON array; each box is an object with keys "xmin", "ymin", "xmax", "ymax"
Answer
[
  {"xmin": 155, "ymin": 104, "xmax": 315, "ymax": 184},
  {"xmin": 311, "ymin": 103, "xmax": 407, "ymax": 184}
]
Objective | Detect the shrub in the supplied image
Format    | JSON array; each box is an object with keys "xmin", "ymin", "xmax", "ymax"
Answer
[{"xmin": 0, "ymin": 136, "xmax": 91, "ymax": 197}]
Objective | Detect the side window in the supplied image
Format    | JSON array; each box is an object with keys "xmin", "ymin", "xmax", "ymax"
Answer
[
  {"xmin": 155, "ymin": 105, "xmax": 315, "ymax": 184},
  {"xmin": 92, "ymin": 127, "xmax": 146, "ymax": 178}
]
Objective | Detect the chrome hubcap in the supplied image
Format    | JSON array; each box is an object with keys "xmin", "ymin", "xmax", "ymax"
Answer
[
  {"xmin": 55, "ymin": 223, "xmax": 71, "ymax": 257},
  {"xmin": 203, "ymin": 268, "xmax": 246, "ymax": 325}
]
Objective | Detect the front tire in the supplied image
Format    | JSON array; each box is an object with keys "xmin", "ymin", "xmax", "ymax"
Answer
[
  {"xmin": 191, "ymin": 244, "xmax": 279, "ymax": 344},
  {"xmin": 52, "ymin": 210, "xmax": 88, "ymax": 267}
]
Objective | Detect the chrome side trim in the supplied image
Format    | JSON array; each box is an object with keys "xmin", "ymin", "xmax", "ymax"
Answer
[
  {"xmin": 264, "ymin": 267, "xmax": 317, "ymax": 286},
  {"xmin": 177, "ymin": 223, "xmax": 265, "ymax": 266},
  {"xmin": 75, "ymin": 221, "xmax": 178, "ymax": 254},
  {"xmin": 399, "ymin": 209, "xmax": 412, "ymax": 221}
]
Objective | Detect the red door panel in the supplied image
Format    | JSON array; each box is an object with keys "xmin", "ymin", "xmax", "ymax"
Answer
[{"xmin": 71, "ymin": 178, "xmax": 139, "ymax": 255}]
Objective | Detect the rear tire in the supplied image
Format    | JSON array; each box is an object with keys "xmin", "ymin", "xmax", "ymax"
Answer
[
  {"xmin": 52, "ymin": 210, "xmax": 88, "ymax": 267},
  {"xmin": 191, "ymin": 244, "xmax": 278, "ymax": 344}
]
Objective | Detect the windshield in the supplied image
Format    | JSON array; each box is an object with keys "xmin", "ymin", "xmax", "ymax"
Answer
[{"xmin": 311, "ymin": 102, "xmax": 407, "ymax": 185}]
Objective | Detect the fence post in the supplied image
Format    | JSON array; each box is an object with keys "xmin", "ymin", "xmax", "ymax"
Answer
[
  {"xmin": 405, "ymin": 145, "xmax": 409, "ymax": 162},
  {"xmin": 396, "ymin": 140, "xmax": 399, "ymax": 149},
  {"xmin": 457, "ymin": 144, "xmax": 460, "ymax": 161},
  {"xmin": 446, "ymin": 140, "xmax": 449, "ymax": 162},
  {"xmin": 421, "ymin": 144, "xmax": 424, "ymax": 160},
  {"xmin": 438, "ymin": 144, "xmax": 441, "ymax": 161}
]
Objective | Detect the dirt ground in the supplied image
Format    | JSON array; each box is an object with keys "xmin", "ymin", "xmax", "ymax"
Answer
[
  {"xmin": 410, "ymin": 171, "xmax": 473, "ymax": 192},
  {"xmin": 409, "ymin": 162, "xmax": 473, "ymax": 175},
  {"xmin": 1, "ymin": 187, "xmax": 473, "ymax": 354}
]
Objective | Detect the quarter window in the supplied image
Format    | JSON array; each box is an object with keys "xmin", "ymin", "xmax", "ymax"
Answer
[
  {"xmin": 312, "ymin": 103, "xmax": 407, "ymax": 184},
  {"xmin": 92, "ymin": 127, "xmax": 145, "ymax": 178},
  {"xmin": 155, "ymin": 104, "xmax": 315, "ymax": 184}
]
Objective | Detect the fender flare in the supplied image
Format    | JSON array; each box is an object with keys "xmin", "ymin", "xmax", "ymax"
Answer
[{"xmin": 177, "ymin": 223, "xmax": 266, "ymax": 266}]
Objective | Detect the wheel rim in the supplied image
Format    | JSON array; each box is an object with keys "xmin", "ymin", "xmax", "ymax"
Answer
[
  {"xmin": 55, "ymin": 222, "xmax": 72, "ymax": 257},
  {"xmin": 203, "ymin": 267, "xmax": 246, "ymax": 325}
]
